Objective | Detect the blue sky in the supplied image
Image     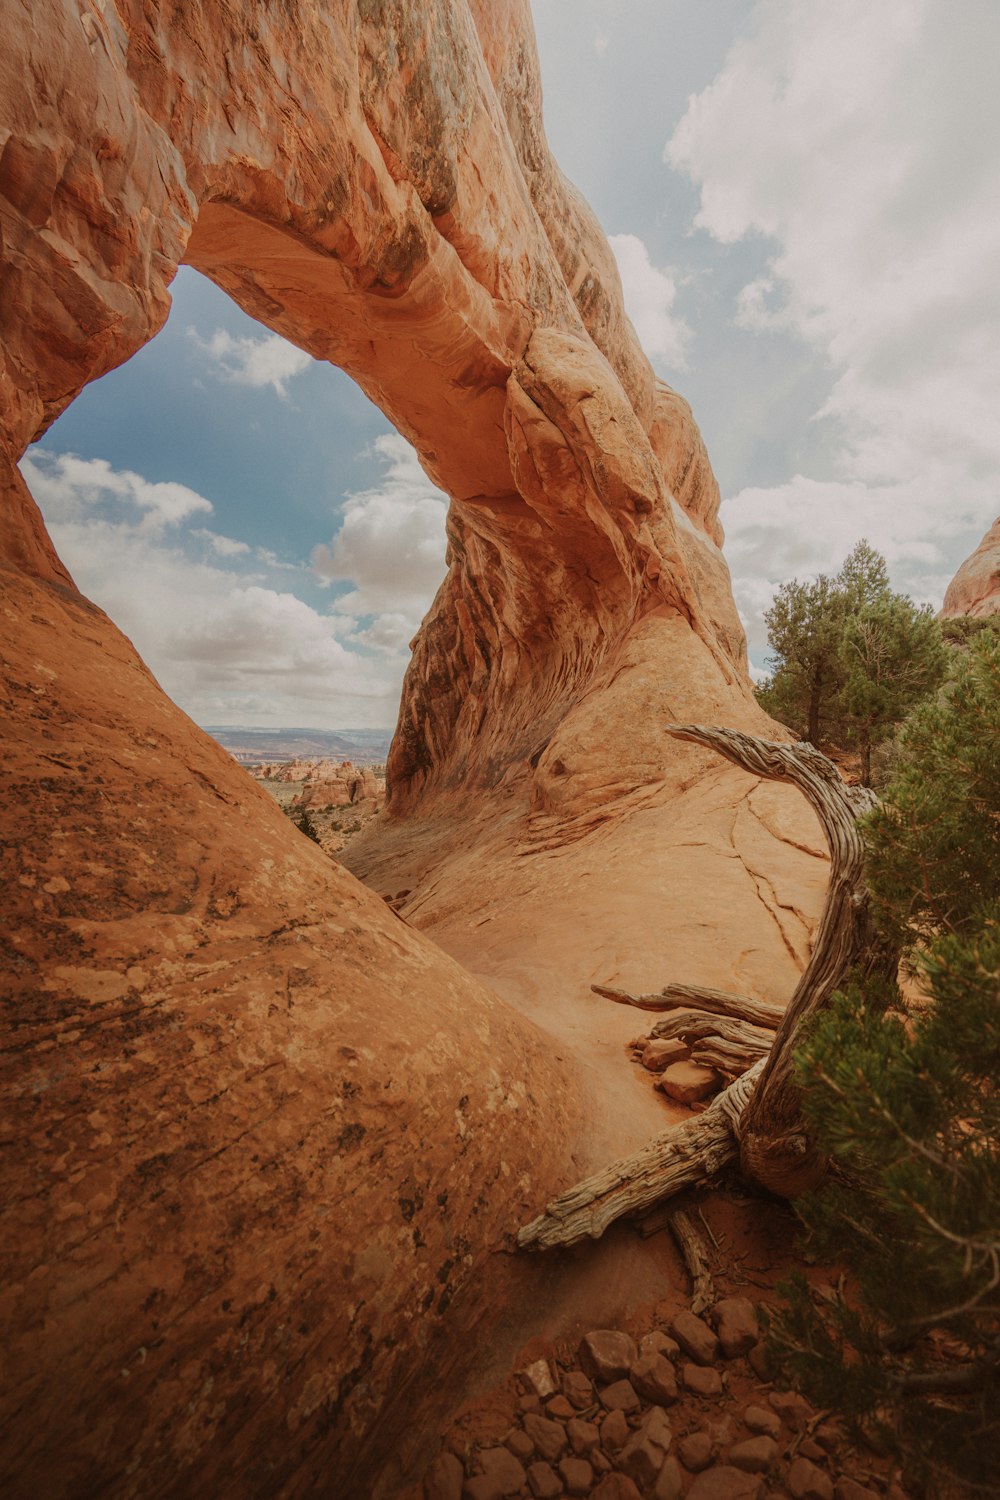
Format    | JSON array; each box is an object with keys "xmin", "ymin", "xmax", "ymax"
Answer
[{"xmin": 23, "ymin": 1, "xmax": 1000, "ymax": 727}]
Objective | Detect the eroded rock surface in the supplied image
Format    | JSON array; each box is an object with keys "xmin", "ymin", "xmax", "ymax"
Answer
[
  {"xmin": 940, "ymin": 516, "xmax": 1000, "ymax": 618},
  {"xmin": 1, "ymin": 2, "xmax": 825, "ymax": 1496}
]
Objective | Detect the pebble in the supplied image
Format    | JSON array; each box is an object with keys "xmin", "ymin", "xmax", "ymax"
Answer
[
  {"xmin": 742, "ymin": 1404, "xmax": 781, "ymax": 1440},
  {"xmin": 788, "ymin": 1456, "xmax": 835, "ymax": 1500},
  {"xmin": 546, "ymin": 1395, "xmax": 575, "ymax": 1420},
  {"xmin": 640, "ymin": 1330, "xmax": 680, "ymax": 1361},
  {"xmin": 591, "ymin": 1449, "xmax": 612, "ymax": 1474},
  {"xmin": 682, "ymin": 1363, "xmax": 724, "ymax": 1397},
  {"xmin": 505, "ymin": 1429, "xmax": 534, "ymax": 1463},
  {"xmin": 768, "ymin": 1391, "xmax": 812, "ymax": 1431},
  {"xmin": 654, "ymin": 1455, "xmax": 684, "ymax": 1500},
  {"xmin": 561, "ymin": 1369, "xmax": 594, "ymax": 1409},
  {"xmin": 523, "ymin": 1412, "xmax": 567, "ymax": 1462},
  {"xmin": 728, "ymin": 1436, "xmax": 778, "ymax": 1473},
  {"xmin": 592, "ymin": 1475, "xmax": 643, "ymax": 1500},
  {"xmin": 519, "ymin": 1393, "xmax": 541, "ymax": 1414},
  {"xmin": 600, "ymin": 1408, "xmax": 630, "ymax": 1452},
  {"xmin": 599, "ymin": 1378, "xmax": 641, "ymax": 1413},
  {"xmin": 559, "ymin": 1455, "xmax": 594, "ymax": 1495},
  {"xmin": 526, "ymin": 1460, "xmax": 562, "ymax": 1499},
  {"xmin": 423, "ymin": 1450, "xmax": 463, "ymax": 1500},
  {"xmin": 671, "ymin": 1310, "xmax": 720, "ymax": 1365},
  {"xmin": 520, "ymin": 1358, "xmax": 558, "ymax": 1400},
  {"xmin": 711, "ymin": 1298, "xmax": 760, "ymax": 1359},
  {"xmin": 630, "ymin": 1352, "xmax": 679, "ymax": 1405},
  {"xmin": 678, "ymin": 1431, "xmax": 714, "ymax": 1472},
  {"xmin": 566, "ymin": 1416, "xmax": 599, "ymax": 1455},
  {"xmin": 578, "ymin": 1329, "xmax": 638, "ymax": 1383}
]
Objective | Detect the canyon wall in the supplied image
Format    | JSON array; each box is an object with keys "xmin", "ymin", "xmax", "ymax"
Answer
[{"xmin": 0, "ymin": 2, "xmax": 825, "ymax": 1496}]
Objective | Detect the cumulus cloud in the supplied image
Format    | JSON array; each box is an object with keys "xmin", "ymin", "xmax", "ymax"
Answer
[
  {"xmin": 609, "ymin": 233, "xmax": 690, "ymax": 370},
  {"xmin": 187, "ymin": 326, "xmax": 313, "ymax": 399},
  {"xmin": 20, "ymin": 449, "xmax": 409, "ymax": 726},
  {"xmin": 666, "ymin": 0, "xmax": 1000, "ymax": 652},
  {"xmin": 312, "ymin": 434, "xmax": 449, "ymax": 649}
]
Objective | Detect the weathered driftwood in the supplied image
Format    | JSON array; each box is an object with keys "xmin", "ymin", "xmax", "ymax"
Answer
[
  {"xmin": 669, "ymin": 1207, "xmax": 717, "ymax": 1315},
  {"xmin": 648, "ymin": 1012, "xmax": 773, "ymax": 1056},
  {"xmin": 519, "ymin": 725, "xmax": 897, "ymax": 1251},
  {"xmin": 691, "ymin": 1036, "xmax": 769, "ymax": 1077},
  {"xmin": 594, "ymin": 981, "xmax": 783, "ymax": 1031}
]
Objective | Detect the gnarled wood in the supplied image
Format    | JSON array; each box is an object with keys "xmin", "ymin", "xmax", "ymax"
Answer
[
  {"xmin": 691, "ymin": 1036, "xmax": 769, "ymax": 1077},
  {"xmin": 593, "ymin": 981, "xmax": 783, "ymax": 1030},
  {"xmin": 518, "ymin": 726, "xmax": 898, "ymax": 1250},
  {"xmin": 648, "ymin": 1012, "xmax": 773, "ymax": 1055},
  {"xmin": 669, "ymin": 1207, "xmax": 718, "ymax": 1315}
]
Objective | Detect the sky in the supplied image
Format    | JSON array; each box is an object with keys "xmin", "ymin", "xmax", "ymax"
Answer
[{"xmin": 22, "ymin": 0, "xmax": 1000, "ymax": 727}]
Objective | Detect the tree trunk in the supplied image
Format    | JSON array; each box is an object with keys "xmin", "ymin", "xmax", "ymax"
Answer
[{"xmin": 517, "ymin": 725, "xmax": 898, "ymax": 1251}]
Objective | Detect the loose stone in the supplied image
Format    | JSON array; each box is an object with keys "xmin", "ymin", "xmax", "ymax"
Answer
[
  {"xmin": 657, "ymin": 1060, "xmax": 722, "ymax": 1105},
  {"xmin": 505, "ymin": 1429, "xmax": 534, "ymax": 1463},
  {"xmin": 464, "ymin": 1446, "xmax": 527, "ymax": 1500},
  {"xmin": 654, "ymin": 1455, "xmax": 685, "ymax": 1500},
  {"xmin": 600, "ymin": 1408, "xmax": 630, "ymax": 1452},
  {"xmin": 566, "ymin": 1417, "xmax": 599, "ymax": 1455},
  {"xmin": 546, "ymin": 1395, "xmax": 575, "ymax": 1420},
  {"xmin": 526, "ymin": 1460, "xmax": 563, "ymax": 1499},
  {"xmin": 711, "ymin": 1298, "xmax": 760, "ymax": 1359},
  {"xmin": 520, "ymin": 1359, "xmax": 558, "ymax": 1399},
  {"xmin": 630, "ymin": 1352, "xmax": 679, "ymax": 1405},
  {"xmin": 424, "ymin": 1450, "xmax": 464, "ymax": 1500},
  {"xmin": 618, "ymin": 1407, "xmax": 674, "ymax": 1489},
  {"xmin": 768, "ymin": 1391, "xmax": 812, "ymax": 1431},
  {"xmin": 671, "ymin": 1309, "xmax": 720, "ymax": 1365},
  {"xmin": 728, "ymin": 1436, "xmax": 778, "ymax": 1473},
  {"xmin": 523, "ymin": 1412, "xmax": 567, "ymax": 1462},
  {"xmin": 599, "ymin": 1378, "xmax": 641, "ymax": 1413},
  {"xmin": 578, "ymin": 1329, "xmax": 639, "ymax": 1383},
  {"xmin": 834, "ymin": 1481, "xmax": 881, "ymax": 1500},
  {"xmin": 678, "ymin": 1431, "xmax": 714, "ymax": 1472},
  {"xmin": 682, "ymin": 1362, "xmax": 724, "ymax": 1397},
  {"xmin": 788, "ymin": 1457, "xmax": 835, "ymax": 1500},
  {"xmin": 561, "ymin": 1369, "xmax": 594, "ymax": 1409},
  {"xmin": 742, "ymin": 1404, "xmax": 781, "ymax": 1440},
  {"xmin": 640, "ymin": 1330, "xmax": 680, "ymax": 1361},
  {"xmin": 559, "ymin": 1455, "xmax": 593, "ymax": 1495},
  {"xmin": 686, "ymin": 1466, "xmax": 764, "ymax": 1500},
  {"xmin": 592, "ymin": 1475, "xmax": 643, "ymax": 1500}
]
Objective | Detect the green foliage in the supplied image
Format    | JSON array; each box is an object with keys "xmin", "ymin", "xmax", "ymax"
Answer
[
  {"xmin": 757, "ymin": 572, "xmax": 847, "ymax": 745},
  {"xmin": 768, "ymin": 638, "xmax": 1000, "ymax": 1493},
  {"xmin": 290, "ymin": 806, "xmax": 321, "ymax": 843},
  {"xmin": 840, "ymin": 596, "xmax": 948, "ymax": 786}
]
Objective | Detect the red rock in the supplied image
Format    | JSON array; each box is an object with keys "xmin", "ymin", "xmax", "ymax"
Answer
[
  {"xmin": 506, "ymin": 1429, "xmax": 535, "ymax": 1463},
  {"xmin": 566, "ymin": 1417, "xmax": 599, "ymax": 1455},
  {"xmin": 592, "ymin": 1476, "xmax": 643, "ymax": 1500},
  {"xmin": 641, "ymin": 1038, "xmax": 691, "ymax": 1071},
  {"xmin": 546, "ymin": 1395, "xmax": 575, "ymax": 1421},
  {"xmin": 526, "ymin": 1461, "xmax": 563, "ymax": 1499},
  {"xmin": 466, "ymin": 1446, "xmax": 527, "ymax": 1500},
  {"xmin": 683, "ymin": 1364, "xmax": 725, "ymax": 1397},
  {"xmin": 728, "ymin": 1437, "xmax": 777, "ymax": 1473},
  {"xmin": 520, "ymin": 1394, "xmax": 543, "ymax": 1414},
  {"xmin": 678, "ymin": 1432, "xmax": 714, "ymax": 1472},
  {"xmin": 578, "ymin": 1330, "xmax": 639, "ymax": 1383},
  {"xmin": 941, "ymin": 516, "xmax": 1000, "ymax": 618},
  {"xmin": 686, "ymin": 1467, "xmax": 764, "ymax": 1500},
  {"xmin": 425, "ymin": 1450, "xmax": 464, "ymax": 1500},
  {"xmin": 654, "ymin": 1456, "xmax": 684, "ymax": 1500},
  {"xmin": 742, "ymin": 1405, "xmax": 781, "ymax": 1440},
  {"xmin": 618, "ymin": 1406, "xmax": 674, "ymax": 1487},
  {"xmin": 559, "ymin": 1456, "xmax": 593, "ymax": 1495},
  {"xmin": 657, "ymin": 1062, "xmax": 722, "ymax": 1105},
  {"xmin": 591, "ymin": 1450, "xmax": 612, "ymax": 1475},
  {"xmin": 599, "ymin": 1379, "xmax": 641, "ymax": 1414},
  {"xmin": 814, "ymin": 1420, "xmax": 844, "ymax": 1454},
  {"xmin": 672, "ymin": 1311, "xmax": 721, "ymax": 1365},
  {"xmin": 523, "ymin": 1413, "xmax": 568, "ymax": 1462},
  {"xmin": 521, "ymin": 1359, "xmax": 558, "ymax": 1400},
  {"xmin": 799, "ymin": 1438, "xmax": 827, "ymax": 1461},
  {"xmin": 640, "ymin": 1331, "xmax": 681, "ymax": 1361},
  {"xmin": 711, "ymin": 1298, "xmax": 760, "ymax": 1359},
  {"xmin": 562, "ymin": 1370, "xmax": 595, "ymax": 1409},
  {"xmin": 834, "ymin": 1480, "xmax": 880, "ymax": 1500},
  {"xmin": 769, "ymin": 1392, "xmax": 813, "ymax": 1431},
  {"xmin": 747, "ymin": 1342, "xmax": 774, "ymax": 1380},
  {"xmin": 787, "ymin": 1458, "xmax": 834, "ymax": 1500},
  {"xmin": 600, "ymin": 1409, "xmax": 630, "ymax": 1452},
  {"xmin": 630, "ymin": 1352, "xmax": 679, "ymax": 1405}
]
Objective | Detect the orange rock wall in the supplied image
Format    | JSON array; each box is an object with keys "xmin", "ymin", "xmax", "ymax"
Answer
[
  {"xmin": 0, "ymin": 3, "xmax": 826, "ymax": 1497},
  {"xmin": 941, "ymin": 516, "xmax": 1000, "ymax": 618}
]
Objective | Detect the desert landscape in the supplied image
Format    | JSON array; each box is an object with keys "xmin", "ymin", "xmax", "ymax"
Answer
[{"xmin": 1, "ymin": 4, "xmax": 997, "ymax": 1499}]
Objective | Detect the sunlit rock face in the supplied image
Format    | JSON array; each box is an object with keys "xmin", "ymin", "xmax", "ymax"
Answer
[
  {"xmin": 0, "ymin": 2, "xmax": 825, "ymax": 1497},
  {"xmin": 941, "ymin": 517, "xmax": 1000, "ymax": 618}
]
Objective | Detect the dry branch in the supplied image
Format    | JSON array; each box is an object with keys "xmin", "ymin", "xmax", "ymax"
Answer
[
  {"xmin": 593, "ymin": 981, "xmax": 783, "ymax": 1030},
  {"xmin": 669, "ymin": 1206, "xmax": 717, "ymax": 1314},
  {"xmin": 649, "ymin": 1012, "xmax": 773, "ymax": 1055}
]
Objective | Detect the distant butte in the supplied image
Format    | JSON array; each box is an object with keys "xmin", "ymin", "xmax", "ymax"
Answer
[{"xmin": 0, "ymin": 3, "xmax": 824, "ymax": 1497}]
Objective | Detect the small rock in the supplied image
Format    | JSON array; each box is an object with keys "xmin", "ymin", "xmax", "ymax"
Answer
[
  {"xmin": 630, "ymin": 1352, "xmax": 679, "ymax": 1405},
  {"xmin": 546, "ymin": 1395, "xmax": 575, "ymax": 1420},
  {"xmin": 526, "ymin": 1461, "xmax": 563, "ymax": 1499},
  {"xmin": 559, "ymin": 1456, "xmax": 593, "ymax": 1495},
  {"xmin": 746, "ymin": 1342, "xmax": 773, "ymax": 1380},
  {"xmin": 600, "ymin": 1408, "xmax": 630, "ymax": 1452},
  {"xmin": 641, "ymin": 1038, "xmax": 691, "ymax": 1071},
  {"xmin": 578, "ymin": 1329, "xmax": 639, "ymax": 1383},
  {"xmin": 566, "ymin": 1417, "xmax": 599, "ymax": 1455},
  {"xmin": 599, "ymin": 1378, "xmax": 641, "ymax": 1413},
  {"xmin": 671, "ymin": 1310, "xmax": 720, "ymax": 1365},
  {"xmin": 640, "ymin": 1330, "xmax": 680, "ymax": 1361},
  {"xmin": 728, "ymin": 1437, "xmax": 777, "ymax": 1473},
  {"xmin": 799, "ymin": 1438, "xmax": 826, "ymax": 1462},
  {"xmin": 788, "ymin": 1457, "xmax": 835, "ymax": 1500},
  {"xmin": 686, "ymin": 1467, "xmax": 763, "ymax": 1500},
  {"xmin": 682, "ymin": 1363, "xmax": 724, "ymax": 1397},
  {"xmin": 506, "ymin": 1429, "xmax": 535, "ymax": 1463},
  {"xmin": 519, "ymin": 1393, "xmax": 542, "ymax": 1414},
  {"xmin": 834, "ymin": 1481, "xmax": 880, "ymax": 1500},
  {"xmin": 711, "ymin": 1298, "xmax": 759, "ymax": 1359},
  {"xmin": 705, "ymin": 1415, "xmax": 738, "ymax": 1450},
  {"xmin": 592, "ymin": 1475, "xmax": 643, "ymax": 1500},
  {"xmin": 678, "ymin": 1432, "xmax": 714, "ymax": 1472},
  {"xmin": 561, "ymin": 1369, "xmax": 594, "ymax": 1410},
  {"xmin": 814, "ymin": 1420, "xmax": 844, "ymax": 1454},
  {"xmin": 618, "ymin": 1406, "xmax": 674, "ymax": 1488},
  {"xmin": 769, "ymin": 1391, "xmax": 812, "ymax": 1431},
  {"xmin": 657, "ymin": 1060, "xmax": 721, "ymax": 1105},
  {"xmin": 591, "ymin": 1449, "xmax": 612, "ymax": 1474},
  {"xmin": 424, "ymin": 1450, "xmax": 464, "ymax": 1500},
  {"xmin": 520, "ymin": 1358, "xmax": 558, "ymax": 1399},
  {"xmin": 523, "ymin": 1413, "xmax": 567, "ymax": 1462},
  {"xmin": 742, "ymin": 1405, "xmax": 781, "ymax": 1440},
  {"xmin": 654, "ymin": 1455, "xmax": 684, "ymax": 1500}
]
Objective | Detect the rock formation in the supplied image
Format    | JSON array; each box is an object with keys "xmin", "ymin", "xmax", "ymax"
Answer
[
  {"xmin": 940, "ymin": 516, "xmax": 1000, "ymax": 618},
  {"xmin": 0, "ymin": 2, "xmax": 826, "ymax": 1497}
]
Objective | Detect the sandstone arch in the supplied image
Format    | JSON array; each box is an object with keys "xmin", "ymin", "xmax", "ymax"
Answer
[{"xmin": 1, "ymin": 3, "xmax": 826, "ymax": 1496}]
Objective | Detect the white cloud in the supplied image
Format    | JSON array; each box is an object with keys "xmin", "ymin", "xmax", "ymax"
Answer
[
  {"xmin": 594, "ymin": 32, "xmax": 609, "ymax": 56},
  {"xmin": 20, "ymin": 449, "xmax": 411, "ymax": 726},
  {"xmin": 312, "ymin": 434, "xmax": 449, "ymax": 649},
  {"xmin": 187, "ymin": 326, "xmax": 313, "ymax": 399},
  {"xmin": 666, "ymin": 0, "xmax": 1000, "ymax": 646},
  {"xmin": 609, "ymin": 233, "xmax": 690, "ymax": 370}
]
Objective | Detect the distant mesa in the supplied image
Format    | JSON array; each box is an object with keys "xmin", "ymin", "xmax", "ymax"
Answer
[
  {"xmin": 940, "ymin": 516, "xmax": 1000, "ymax": 619},
  {"xmin": 205, "ymin": 725, "xmax": 391, "ymax": 763}
]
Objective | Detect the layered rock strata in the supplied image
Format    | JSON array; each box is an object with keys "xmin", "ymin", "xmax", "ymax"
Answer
[{"xmin": 1, "ymin": 2, "xmax": 825, "ymax": 1497}]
